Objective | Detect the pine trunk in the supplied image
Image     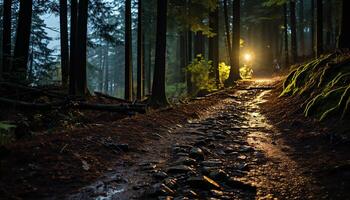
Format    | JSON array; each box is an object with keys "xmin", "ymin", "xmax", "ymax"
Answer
[
  {"xmin": 69, "ymin": 0, "xmax": 78, "ymax": 95},
  {"xmin": 290, "ymin": 0, "xmax": 297, "ymax": 63},
  {"xmin": 149, "ymin": 0, "xmax": 169, "ymax": 108},
  {"xmin": 209, "ymin": 4, "xmax": 220, "ymax": 86},
  {"xmin": 125, "ymin": 0, "xmax": 133, "ymax": 101},
  {"xmin": 13, "ymin": 0, "xmax": 33, "ymax": 79},
  {"xmin": 298, "ymin": 0, "xmax": 305, "ymax": 57},
  {"xmin": 337, "ymin": 0, "xmax": 350, "ymax": 49},
  {"xmin": 283, "ymin": 4, "xmax": 289, "ymax": 67},
  {"xmin": 137, "ymin": 0, "xmax": 144, "ymax": 100},
  {"xmin": 223, "ymin": 0, "xmax": 233, "ymax": 67},
  {"xmin": 2, "ymin": 0, "xmax": 12, "ymax": 76},
  {"xmin": 60, "ymin": 0, "xmax": 69, "ymax": 87},
  {"xmin": 316, "ymin": 0, "xmax": 323, "ymax": 57}
]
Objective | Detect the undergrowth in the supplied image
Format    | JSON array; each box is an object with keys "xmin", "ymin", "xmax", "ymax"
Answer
[{"xmin": 280, "ymin": 51, "xmax": 350, "ymax": 121}]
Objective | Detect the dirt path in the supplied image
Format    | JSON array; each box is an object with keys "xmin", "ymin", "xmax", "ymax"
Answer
[{"xmin": 68, "ymin": 79, "xmax": 329, "ymax": 200}]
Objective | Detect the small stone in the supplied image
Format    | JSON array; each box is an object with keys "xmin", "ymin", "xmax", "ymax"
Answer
[
  {"xmin": 183, "ymin": 189, "xmax": 199, "ymax": 198},
  {"xmin": 211, "ymin": 189, "xmax": 224, "ymax": 197},
  {"xmin": 173, "ymin": 157, "xmax": 197, "ymax": 166},
  {"xmin": 186, "ymin": 176, "xmax": 221, "ymax": 189},
  {"xmin": 164, "ymin": 178, "xmax": 177, "ymax": 189},
  {"xmin": 214, "ymin": 134, "xmax": 226, "ymax": 139},
  {"xmin": 167, "ymin": 165, "xmax": 194, "ymax": 174},
  {"xmin": 148, "ymin": 183, "xmax": 175, "ymax": 196},
  {"xmin": 226, "ymin": 178, "xmax": 256, "ymax": 192},
  {"xmin": 202, "ymin": 159, "xmax": 222, "ymax": 167},
  {"xmin": 189, "ymin": 147, "xmax": 205, "ymax": 160},
  {"xmin": 209, "ymin": 169, "xmax": 229, "ymax": 181},
  {"xmin": 153, "ymin": 171, "xmax": 168, "ymax": 179}
]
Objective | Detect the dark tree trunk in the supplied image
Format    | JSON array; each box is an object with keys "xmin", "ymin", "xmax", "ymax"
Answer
[
  {"xmin": 223, "ymin": 0, "xmax": 233, "ymax": 67},
  {"xmin": 125, "ymin": 0, "xmax": 133, "ymax": 101},
  {"xmin": 186, "ymin": 31, "xmax": 193, "ymax": 95},
  {"xmin": 194, "ymin": 32, "xmax": 204, "ymax": 56},
  {"xmin": 299, "ymin": 0, "xmax": 305, "ymax": 57},
  {"xmin": 75, "ymin": 0, "xmax": 89, "ymax": 96},
  {"xmin": 137, "ymin": 0, "xmax": 144, "ymax": 100},
  {"xmin": 147, "ymin": 42, "xmax": 152, "ymax": 95},
  {"xmin": 2, "ymin": 0, "xmax": 12, "ymax": 77},
  {"xmin": 338, "ymin": 0, "xmax": 350, "ymax": 49},
  {"xmin": 316, "ymin": 0, "xmax": 323, "ymax": 57},
  {"xmin": 69, "ymin": 0, "xmax": 78, "ymax": 95},
  {"xmin": 13, "ymin": 0, "xmax": 33, "ymax": 79},
  {"xmin": 226, "ymin": 0, "xmax": 240, "ymax": 86},
  {"xmin": 209, "ymin": 5, "xmax": 220, "ymax": 86},
  {"xmin": 179, "ymin": 32, "xmax": 187, "ymax": 83},
  {"xmin": 290, "ymin": 0, "xmax": 297, "ymax": 63},
  {"xmin": 104, "ymin": 43, "xmax": 110, "ymax": 93},
  {"xmin": 283, "ymin": 4, "xmax": 289, "ymax": 67},
  {"xmin": 311, "ymin": 0, "xmax": 315, "ymax": 57},
  {"xmin": 149, "ymin": 0, "xmax": 169, "ymax": 108},
  {"xmin": 60, "ymin": 0, "xmax": 69, "ymax": 87},
  {"xmin": 98, "ymin": 44, "xmax": 104, "ymax": 92}
]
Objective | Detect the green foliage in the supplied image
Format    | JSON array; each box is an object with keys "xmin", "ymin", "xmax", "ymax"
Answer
[
  {"xmin": 281, "ymin": 52, "xmax": 350, "ymax": 121},
  {"xmin": 166, "ymin": 83, "xmax": 187, "ymax": 101},
  {"xmin": 0, "ymin": 122, "xmax": 16, "ymax": 146},
  {"xmin": 219, "ymin": 62, "xmax": 231, "ymax": 85},
  {"xmin": 186, "ymin": 55, "xmax": 216, "ymax": 95},
  {"xmin": 239, "ymin": 65, "xmax": 253, "ymax": 80}
]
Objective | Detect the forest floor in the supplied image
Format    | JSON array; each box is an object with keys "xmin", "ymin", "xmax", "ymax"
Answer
[{"xmin": 1, "ymin": 78, "xmax": 350, "ymax": 200}]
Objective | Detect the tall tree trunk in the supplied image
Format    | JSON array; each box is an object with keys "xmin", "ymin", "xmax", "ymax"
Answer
[
  {"xmin": 186, "ymin": 0, "xmax": 193, "ymax": 95},
  {"xmin": 147, "ymin": 42, "xmax": 152, "ymax": 95},
  {"xmin": 223, "ymin": 0, "xmax": 233, "ymax": 67},
  {"xmin": 75, "ymin": 0, "xmax": 89, "ymax": 96},
  {"xmin": 194, "ymin": 32, "xmax": 204, "ymax": 56},
  {"xmin": 60, "ymin": 0, "xmax": 69, "ymax": 87},
  {"xmin": 98, "ymin": 44, "xmax": 104, "ymax": 92},
  {"xmin": 316, "ymin": 0, "xmax": 323, "ymax": 57},
  {"xmin": 69, "ymin": 0, "xmax": 78, "ymax": 95},
  {"xmin": 104, "ymin": 43, "xmax": 110, "ymax": 93},
  {"xmin": 311, "ymin": 0, "xmax": 315, "ymax": 57},
  {"xmin": 2, "ymin": 0, "xmax": 12, "ymax": 77},
  {"xmin": 13, "ymin": 0, "xmax": 33, "ymax": 79},
  {"xmin": 290, "ymin": 0, "xmax": 297, "ymax": 63},
  {"xmin": 137, "ymin": 0, "xmax": 144, "ymax": 100},
  {"xmin": 226, "ymin": 0, "xmax": 240, "ymax": 86},
  {"xmin": 149, "ymin": 0, "xmax": 169, "ymax": 108},
  {"xmin": 209, "ymin": 4, "xmax": 220, "ymax": 86},
  {"xmin": 180, "ymin": 32, "xmax": 187, "ymax": 83},
  {"xmin": 125, "ymin": 0, "xmax": 133, "ymax": 101},
  {"xmin": 298, "ymin": 0, "xmax": 305, "ymax": 57},
  {"xmin": 283, "ymin": 4, "xmax": 289, "ymax": 67},
  {"xmin": 337, "ymin": 0, "xmax": 350, "ymax": 49}
]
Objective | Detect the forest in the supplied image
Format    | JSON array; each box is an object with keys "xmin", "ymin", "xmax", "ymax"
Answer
[{"xmin": 0, "ymin": 0, "xmax": 349, "ymax": 199}]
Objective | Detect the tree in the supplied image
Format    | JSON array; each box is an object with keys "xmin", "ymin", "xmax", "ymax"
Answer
[
  {"xmin": 290, "ymin": 0, "xmax": 297, "ymax": 63},
  {"xmin": 337, "ymin": 0, "xmax": 350, "ymax": 49},
  {"xmin": 149, "ymin": 0, "xmax": 169, "ymax": 107},
  {"xmin": 13, "ymin": 0, "xmax": 33, "ymax": 80},
  {"xmin": 137, "ymin": 0, "xmax": 144, "ymax": 100},
  {"xmin": 223, "ymin": 0, "xmax": 233, "ymax": 68},
  {"xmin": 125, "ymin": 0, "xmax": 133, "ymax": 101},
  {"xmin": 60, "ymin": 0, "xmax": 69, "ymax": 87},
  {"xmin": 225, "ymin": 0, "xmax": 241, "ymax": 86},
  {"xmin": 298, "ymin": 0, "xmax": 305, "ymax": 57},
  {"xmin": 315, "ymin": 0, "xmax": 323, "ymax": 57},
  {"xmin": 283, "ymin": 3, "xmax": 289, "ymax": 67},
  {"xmin": 69, "ymin": 0, "xmax": 78, "ymax": 95},
  {"xmin": 209, "ymin": 3, "xmax": 219, "ymax": 86},
  {"xmin": 2, "ymin": 0, "xmax": 12, "ymax": 78}
]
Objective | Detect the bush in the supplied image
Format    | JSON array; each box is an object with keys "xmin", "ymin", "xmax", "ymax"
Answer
[{"xmin": 0, "ymin": 122, "xmax": 16, "ymax": 146}]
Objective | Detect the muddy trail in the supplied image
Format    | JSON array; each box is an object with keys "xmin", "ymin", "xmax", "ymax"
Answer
[{"xmin": 68, "ymin": 80, "xmax": 333, "ymax": 200}]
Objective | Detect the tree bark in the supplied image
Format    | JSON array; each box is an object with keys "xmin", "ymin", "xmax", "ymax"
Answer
[
  {"xmin": 104, "ymin": 43, "xmax": 110, "ymax": 93},
  {"xmin": 290, "ymin": 0, "xmax": 297, "ymax": 63},
  {"xmin": 2, "ymin": 0, "xmax": 12, "ymax": 77},
  {"xmin": 149, "ymin": 0, "xmax": 169, "ymax": 108},
  {"xmin": 209, "ymin": 4, "xmax": 220, "ymax": 86},
  {"xmin": 69, "ymin": 0, "xmax": 78, "ymax": 95},
  {"xmin": 60, "ymin": 0, "xmax": 69, "ymax": 87},
  {"xmin": 13, "ymin": 0, "xmax": 33, "ymax": 79},
  {"xmin": 186, "ymin": 0, "xmax": 193, "ymax": 95},
  {"xmin": 283, "ymin": 4, "xmax": 289, "ymax": 67},
  {"xmin": 226, "ymin": 0, "xmax": 240, "ymax": 86},
  {"xmin": 137, "ymin": 0, "xmax": 144, "ymax": 100},
  {"xmin": 298, "ymin": 0, "xmax": 305, "ymax": 57},
  {"xmin": 316, "ymin": 0, "xmax": 323, "ymax": 57},
  {"xmin": 223, "ymin": 0, "xmax": 233, "ymax": 67},
  {"xmin": 337, "ymin": 0, "xmax": 350, "ymax": 49},
  {"xmin": 75, "ymin": 0, "xmax": 89, "ymax": 96},
  {"xmin": 311, "ymin": 0, "xmax": 315, "ymax": 57},
  {"xmin": 125, "ymin": 0, "xmax": 133, "ymax": 101}
]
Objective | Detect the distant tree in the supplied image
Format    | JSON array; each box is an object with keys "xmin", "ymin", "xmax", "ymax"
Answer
[
  {"xmin": 209, "ymin": 3, "xmax": 219, "ymax": 86},
  {"xmin": 137, "ymin": 0, "xmax": 144, "ymax": 100},
  {"xmin": 298, "ymin": 0, "xmax": 305, "ymax": 57},
  {"xmin": 283, "ymin": 3, "xmax": 289, "ymax": 67},
  {"xmin": 225, "ymin": 0, "xmax": 241, "ymax": 86},
  {"xmin": 315, "ymin": 0, "xmax": 323, "ymax": 57},
  {"xmin": 59, "ymin": 0, "xmax": 69, "ymax": 87},
  {"xmin": 125, "ymin": 0, "xmax": 133, "ymax": 101},
  {"xmin": 2, "ymin": 0, "xmax": 12, "ymax": 78},
  {"xmin": 149, "ymin": 0, "xmax": 169, "ymax": 107},
  {"xmin": 337, "ymin": 0, "xmax": 350, "ymax": 49},
  {"xmin": 13, "ymin": 0, "xmax": 33, "ymax": 80},
  {"xmin": 290, "ymin": 0, "xmax": 297, "ymax": 63}
]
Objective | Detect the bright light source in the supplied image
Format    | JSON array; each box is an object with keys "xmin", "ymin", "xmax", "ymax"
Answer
[{"xmin": 244, "ymin": 53, "xmax": 252, "ymax": 62}]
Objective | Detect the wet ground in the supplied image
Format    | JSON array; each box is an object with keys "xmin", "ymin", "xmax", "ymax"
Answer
[{"xmin": 68, "ymin": 80, "xmax": 327, "ymax": 200}]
